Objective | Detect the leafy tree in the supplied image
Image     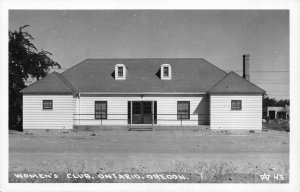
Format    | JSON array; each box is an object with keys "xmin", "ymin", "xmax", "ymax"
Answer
[
  {"xmin": 263, "ymin": 95, "xmax": 276, "ymax": 108},
  {"xmin": 263, "ymin": 95, "xmax": 290, "ymax": 108},
  {"xmin": 9, "ymin": 25, "xmax": 61, "ymax": 131},
  {"xmin": 276, "ymin": 99, "xmax": 289, "ymax": 107}
]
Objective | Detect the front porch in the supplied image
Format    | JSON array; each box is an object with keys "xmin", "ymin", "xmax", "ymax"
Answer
[{"xmin": 73, "ymin": 125, "xmax": 210, "ymax": 132}]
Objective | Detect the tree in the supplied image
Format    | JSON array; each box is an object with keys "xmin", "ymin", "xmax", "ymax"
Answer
[
  {"xmin": 263, "ymin": 95, "xmax": 276, "ymax": 108},
  {"xmin": 9, "ymin": 25, "xmax": 61, "ymax": 131},
  {"xmin": 276, "ymin": 99, "xmax": 289, "ymax": 107},
  {"xmin": 263, "ymin": 95, "xmax": 290, "ymax": 108}
]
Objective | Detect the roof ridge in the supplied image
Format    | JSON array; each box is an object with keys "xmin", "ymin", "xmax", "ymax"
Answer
[
  {"xmin": 200, "ymin": 58, "xmax": 227, "ymax": 75},
  {"xmin": 229, "ymin": 71, "xmax": 266, "ymax": 93},
  {"xmin": 20, "ymin": 73, "xmax": 55, "ymax": 93},
  {"xmin": 83, "ymin": 58, "xmax": 207, "ymax": 60},
  {"xmin": 54, "ymin": 72, "xmax": 78, "ymax": 93},
  {"xmin": 62, "ymin": 58, "xmax": 90, "ymax": 75},
  {"xmin": 208, "ymin": 71, "xmax": 266, "ymax": 94},
  {"xmin": 207, "ymin": 72, "xmax": 229, "ymax": 93}
]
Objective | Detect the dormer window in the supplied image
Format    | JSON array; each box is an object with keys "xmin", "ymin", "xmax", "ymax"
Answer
[
  {"xmin": 115, "ymin": 64, "xmax": 126, "ymax": 80},
  {"xmin": 163, "ymin": 67, "xmax": 169, "ymax": 77},
  {"xmin": 118, "ymin": 67, "xmax": 123, "ymax": 77},
  {"xmin": 161, "ymin": 64, "xmax": 171, "ymax": 80}
]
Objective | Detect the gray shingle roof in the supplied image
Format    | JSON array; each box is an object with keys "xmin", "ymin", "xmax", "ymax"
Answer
[
  {"xmin": 61, "ymin": 58, "xmax": 227, "ymax": 93},
  {"xmin": 20, "ymin": 58, "xmax": 265, "ymax": 94},
  {"xmin": 20, "ymin": 72, "xmax": 76, "ymax": 93},
  {"xmin": 208, "ymin": 71, "xmax": 265, "ymax": 94}
]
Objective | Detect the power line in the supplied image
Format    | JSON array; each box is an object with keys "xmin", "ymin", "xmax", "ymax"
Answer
[
  {"xmin": 250, "ymin": 71, "xmax": 289, "ymax": 73},
  {"xmin": 255, "ymin": 83, "xmax": 289, "ymax": 84},
  {"xmin": 230, "ymin": 70, "xmax": 289, "ymax": 72}
]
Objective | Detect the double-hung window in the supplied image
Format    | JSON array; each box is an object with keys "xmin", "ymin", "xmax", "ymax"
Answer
[
  {"xmin": 163, "ymin": 66, "xmax": 169, "ymax": 77},
  {"xmin": 177, "ymin": 101, "xmax": 190, "ymax": 119},
  {"xmin": 95, "ymin": 101, "xmax": 107, "ymax": 119},
  {"xmin": 43, "ymin": 100, "xmax": 53, "ymax": 110},
  {"xmin": 231, "ymin": 100, "xmax": 242, "ymax": 110},
  {"xmin": 118, "ymin": 67, "xmax": 123, "ymax": 77}
]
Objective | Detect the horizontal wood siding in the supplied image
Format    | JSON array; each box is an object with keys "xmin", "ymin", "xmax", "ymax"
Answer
[
  {"xmin": 76, "ymin": 95, "xmax": 209, "ymax": 126},
  {"xmin": 23, "ymin": 95, "xmax": 74, "ymax": 129},
  {"xmin": 210, "ymin": 95, "xmax": 262, "ymax": 129}
]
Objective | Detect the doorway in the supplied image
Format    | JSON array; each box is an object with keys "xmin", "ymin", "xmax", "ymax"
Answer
[
  {"xmin": 269, "ymin": 110, "xmax": 275, "ymax": 119},
  {"xmin": 132, "ymin": 101, "xmax": 152, "ymax": 124}
]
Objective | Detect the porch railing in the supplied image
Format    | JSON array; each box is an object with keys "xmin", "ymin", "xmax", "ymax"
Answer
[{"xmin": 73, "ymin": 113, "xmax": 208, "ymax": 126}]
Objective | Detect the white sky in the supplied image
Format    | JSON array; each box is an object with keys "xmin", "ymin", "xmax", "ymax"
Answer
[{"xmin": 9, "ymin": 10, "xmax": 289, "ymax": 99}]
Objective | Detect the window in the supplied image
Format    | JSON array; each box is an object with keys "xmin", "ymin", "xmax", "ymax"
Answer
[
  {"xmin": 95, "ymin": 101, "xmax": 107, "ymax": 119},
  {"xmin": 118, "ymin": 66, "xmax": 123, "ymax": 77},
  {"xmin": 115, "ymin": 64, "xmax": 126, "ymax": 80},
  {"xmin": 231, "ymin": 100, "xmax": 242, "ymax": 110},
  {"xmin": 43, "ymin": 100, "xmax": 53, "ymax": 110},
  {"xmin": 163, "ymin": 66, "xmax": 169, "ymax": 77},
  {"xmin": 177, "ymin": 101, "xmax": 190, "ymax": 119},
  {"xmin": 160, "ymin": 64, "xmax": 171, "ymax": 80}
]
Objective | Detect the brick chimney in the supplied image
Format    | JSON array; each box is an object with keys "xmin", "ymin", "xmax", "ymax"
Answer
[{"xmin": 243, "ymin": 54, "xmax": 250, "ymax": 81}]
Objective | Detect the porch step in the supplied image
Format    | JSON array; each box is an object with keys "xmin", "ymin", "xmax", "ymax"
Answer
[{"xmin": 129, "ymin": 127, "xmax": 153, "ymax": 131}]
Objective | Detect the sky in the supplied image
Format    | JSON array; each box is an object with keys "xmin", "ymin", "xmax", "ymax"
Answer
[{"xmin": 9, "ymin": 10, "xmax": 289, "ymax": 99}]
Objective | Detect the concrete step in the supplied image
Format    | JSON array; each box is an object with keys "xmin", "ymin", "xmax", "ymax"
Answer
[{"xmin": 129, "ymin": 127, "xmax": 153, "ymax": 131}]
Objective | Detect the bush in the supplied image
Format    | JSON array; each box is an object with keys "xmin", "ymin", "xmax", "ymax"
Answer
[{"xmin": 266, "ymin": 120, "xmax": 289, "ymax": 132}]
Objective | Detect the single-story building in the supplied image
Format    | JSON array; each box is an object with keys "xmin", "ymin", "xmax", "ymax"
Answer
[
  {"xmin": 20, "ymin": 55, "xmax": 265, "ymax": 130},
  {"xmin": 267, "ymin": 106, "xmax": 290, "ymax": 120}
]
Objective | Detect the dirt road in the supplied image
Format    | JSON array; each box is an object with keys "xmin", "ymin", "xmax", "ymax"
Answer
[{"xmin": 9, "ymin": 130, "xmax": 289, "ymax": 183}]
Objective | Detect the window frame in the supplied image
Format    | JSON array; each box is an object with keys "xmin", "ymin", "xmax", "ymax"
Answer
[
  {"xmin": 160, "ymin": 64, "xmax": 171, "ymax": 80},
  {"xmin": 95, "ymin": 101, "xmax": 108, "ymax": 119},
  {"xmin": 42, "ymin": 100, "xmax": 53, "ymax": 110},
  {"xmin": 118, "ymin": 66, "xmax": 124, "ymax": 77},
  {"xmin": 163, "ymin": 66, "xmax": 169, "ymax": 77},
  {"xmin": 231, "ymin": 100, "xmax": 242, "ymax": 110},
  {"xmin": 177, "ymin": 101, "xmax": 190, "ymax": 120}
]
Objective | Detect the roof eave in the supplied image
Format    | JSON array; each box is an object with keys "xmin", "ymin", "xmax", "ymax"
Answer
[{"xmin": 208, "ymin": 91, "xmax": 265, "ymax": 95}]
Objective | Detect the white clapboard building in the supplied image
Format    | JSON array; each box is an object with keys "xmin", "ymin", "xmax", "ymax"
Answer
[{"xmin": 21, "ymin": 55, "xmax": 265, "ymax": 130}]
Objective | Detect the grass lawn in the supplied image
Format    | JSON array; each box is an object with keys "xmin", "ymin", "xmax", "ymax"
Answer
[{"xmin": 9, "ymin": 129, "xmax": 289, "ymax": 183}]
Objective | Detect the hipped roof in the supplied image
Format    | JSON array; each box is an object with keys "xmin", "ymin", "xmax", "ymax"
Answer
[
  {"xmin": 20, "ymin": 58, "xmax": 265, "ymax": 95},
  {"xmin": 208, "ymin": 71, "xmax": 265, "ymax": 94}
]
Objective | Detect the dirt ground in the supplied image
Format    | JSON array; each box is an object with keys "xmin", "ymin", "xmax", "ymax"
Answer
[{"xmin": 9, "ymin": 129, "xmax": 289, "ymax": 183}]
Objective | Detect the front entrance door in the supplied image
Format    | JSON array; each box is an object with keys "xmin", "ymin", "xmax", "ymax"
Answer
[
  {"xmin": 132, "ymin": 101, "xmax": 152, "ymax": 124},
  {"xmin": 269, "ymin": 111, "xmax": 275, "ymax": 119}
]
